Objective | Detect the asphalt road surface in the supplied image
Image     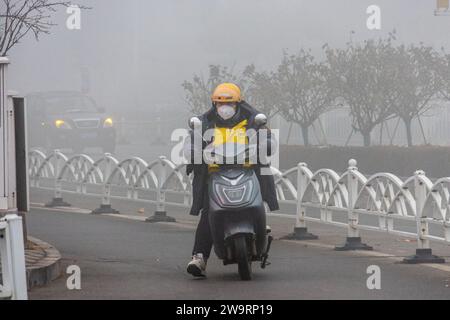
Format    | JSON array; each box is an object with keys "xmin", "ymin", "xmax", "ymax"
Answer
[{"xmin": 27, "ymin": 207, "xmax": 450, "ymax": 300}]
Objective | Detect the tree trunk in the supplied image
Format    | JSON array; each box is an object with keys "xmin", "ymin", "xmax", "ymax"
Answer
[
  {"xmin": 286, "ymin": 122, "xmax": 293, "ymax": 145},
  {"xmin": 402, "ymin": 117, "xmax": 413, "ymax": 147},
  {"xmin": 301, "ymin": 125, "xmax": 309, "ymax": 146},
  {"xmin": 362, "ymin": 131, "xmax": 371, "ymax": 147}
]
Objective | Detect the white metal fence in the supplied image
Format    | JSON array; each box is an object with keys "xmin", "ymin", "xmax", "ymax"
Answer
[
  {"xmin": 0, "ymin": 214, "xmax": 28, "ymax": 300},
  {"xmin": 271, "ymin": 161, "xmax": 450, "ymax": 253},
  {"xmin": 29, "ymin": 149, "xmax": 450, "ymax": 262}
]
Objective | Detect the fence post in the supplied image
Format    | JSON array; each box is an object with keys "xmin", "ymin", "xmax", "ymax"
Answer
[
  {"xmin": 403, "ymin": 170, "xmax": 445, "ymax": 263},
  {"xmin": 335, "ymin": 159, "xmax": 372, "ymax": 251},
  {"xmin": 45, "ymin": 150, "xmax": 71, "ymax": 207},
  {"xmin": 92, "ymin": 154, "xmax": 120, "ymax": 214},
  {"xmin": 283, "ymin": 163, "xmax": 318, "ymax": 240},
  {"xmin": 146, "ymin": 157, "xmax": 176, "ymax": 223}
]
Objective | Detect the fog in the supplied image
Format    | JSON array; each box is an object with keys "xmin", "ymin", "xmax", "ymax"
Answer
[
  {"xmin": 8, "ymin": 0, "xmax": 450, "ymax": 111},
  {"xmin": 5, "ymin": 1, "xmax": 450, "ymax": 300},
  {"xmin": 2, "ymin": 0, "xmax": 450, "ymax": 156}
]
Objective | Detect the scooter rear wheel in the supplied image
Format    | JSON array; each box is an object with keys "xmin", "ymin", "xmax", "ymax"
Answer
[{"xmin": 234, "ymin": 236, "xmax": 252, "ymax": 281}]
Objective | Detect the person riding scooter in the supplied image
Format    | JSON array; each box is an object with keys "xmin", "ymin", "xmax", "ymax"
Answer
[{"xmin": 184, "ymin": 83, "xmax": 279, "ymax": 278}]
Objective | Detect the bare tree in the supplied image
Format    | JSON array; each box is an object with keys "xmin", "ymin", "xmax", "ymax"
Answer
[
  {"xmin": 438, "ymin": 51, "xmax": 450, "ymax": 101},
  {"xmin": 243, "ymin": 64, "xmax": 281, "ymax": 121},
  {"xmin": 0, "ymin": 0, "xmax": 87, "ymax": 56},
  {"xmin": 391, "ymin": 43, "xmax": 441, "ymax": 147},
  {"xmin": 182, "ymin": 64, "xmax": 250, "ymax": 115},
  {"xmin": 276, "ymin": 49, "xmax": 334, "ymax": 146},
  {"xmin": 326, "ymin": 35, "xmax": 399, "ymax": 146}
]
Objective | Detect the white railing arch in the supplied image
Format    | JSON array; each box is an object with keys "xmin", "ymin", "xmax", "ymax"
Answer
[
  {"xmin": 425, "ymin": 177, "xmax": 450, "ymax": 222},
  {"xmin": 57, "ymin": 154, "xmax": 100, "ymax": 193},
  {"xmin": 28, "ymin": 149, "xmax": 450, "ymax": 263},
  {"xmin": 28, "ymin": 149, "xmax": 50, "ymax": 187},
  {"xmin": 272, "ymin": 166, "xmax": 298, "ymax": 201}
]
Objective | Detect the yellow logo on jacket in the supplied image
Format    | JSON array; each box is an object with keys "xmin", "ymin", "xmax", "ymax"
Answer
[
  {"xmin": 213, "ymin": 120, "xmax": 248, "ymax": 146},
  {"xmin": 208, "ymin": 119, "xmax": 250, "ymax": 172}
]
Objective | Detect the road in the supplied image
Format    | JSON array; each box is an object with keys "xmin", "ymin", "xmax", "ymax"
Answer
[{"xmin": 27, "ymin": 207, "xmax": 450, "ymax": 300}]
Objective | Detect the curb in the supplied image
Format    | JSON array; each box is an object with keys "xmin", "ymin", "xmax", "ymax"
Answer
[{"xmin": 26, "ymin": 236, "xmax": 62, "ymax": 289}]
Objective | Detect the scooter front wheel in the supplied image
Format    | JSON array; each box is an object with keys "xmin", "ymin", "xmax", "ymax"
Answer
[{"xmin": 234, "ymin": 236, "xmax": 252, "ymax": 281}]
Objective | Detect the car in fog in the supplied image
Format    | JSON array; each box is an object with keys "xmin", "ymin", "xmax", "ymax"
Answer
[{"xmin": 26, "ymin": 91, "xmax": 116, "ymax": 154}]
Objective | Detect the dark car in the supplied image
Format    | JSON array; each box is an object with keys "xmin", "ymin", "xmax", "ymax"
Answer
[{"xmin": 26, "ymin": 91, "xmax": 116, "ymax": 154}]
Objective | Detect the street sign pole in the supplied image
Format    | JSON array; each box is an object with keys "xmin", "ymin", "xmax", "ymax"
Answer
[
  {"xmin": 0, "ymin": 56, "xmax": 17, "ymax": 214},
  {"xmin": 0, "ymin": 57, "xmax": 10, "ymax": 212}
]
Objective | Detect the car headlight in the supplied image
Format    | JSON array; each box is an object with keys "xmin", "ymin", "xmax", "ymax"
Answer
[
  {"xmin": 55, "ymin": 120, "xmax": 72, "ymax": 129},
  {"xmin": 103, "ymin": 117, "xmax": 113, "ymax": 128}
]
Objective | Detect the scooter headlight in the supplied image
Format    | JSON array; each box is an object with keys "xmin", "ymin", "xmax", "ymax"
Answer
[
  {"xmin": 223, "ymin": 185, "xmax": 246, "ymax": 203},
  {"xmin": 215, "ymin": 180, "xmax": 253, "ymax": 205}
]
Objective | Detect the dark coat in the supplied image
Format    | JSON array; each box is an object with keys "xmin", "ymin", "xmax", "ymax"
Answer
[{"xmin": 186, "ymin": 101, "xmax": 280, "ymax": 216}]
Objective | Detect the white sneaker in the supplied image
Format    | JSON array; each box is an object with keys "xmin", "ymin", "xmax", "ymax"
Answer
[{"xmin": 187, "ymin": 253, "xmax": 207, "ymax": 278}]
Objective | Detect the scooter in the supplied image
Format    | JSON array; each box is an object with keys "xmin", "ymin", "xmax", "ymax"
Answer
[
  {"xmin": 208, "ymin": 165, "xmax": 273, "ymax": 280},
  {"xmin": 191, "ymin": 114, "xmax": 273, "ymax": 280}
]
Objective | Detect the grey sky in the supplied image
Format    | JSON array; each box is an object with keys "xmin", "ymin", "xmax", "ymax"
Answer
[{"xmin": 7, "ymin": 0, "xmax": 450, "ymax": 113}]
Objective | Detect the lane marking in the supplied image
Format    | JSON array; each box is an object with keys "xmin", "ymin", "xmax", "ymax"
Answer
[
  {"xmin": 423, "ymin": 264, "xmax": 450, "ymax": 273},
  {"xmin": 31, "ymin": 204, "xmax": 198, "ymax": 229},
  {"xmin": 31, "ymin": 203, "xmax": 91, "ymax": 214},
  {"xmin": 104, "ymin": 214, "xmax": 147, "ymax": 222},
  {"xmin": 103, "ymin": 213, "xmax": 197, "ymax": 229},
  {"xmin": 283, "ymin": 240, "xmax": 397, "ymax": 258},
  {"xmin": 283, "ymin": 239, "xmax": 450, "ymax": 273}
]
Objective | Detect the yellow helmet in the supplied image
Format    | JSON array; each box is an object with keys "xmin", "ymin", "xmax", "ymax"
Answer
[{"xmin": 211, "ymin": 83, "xmax": 242, "ymax": 103}]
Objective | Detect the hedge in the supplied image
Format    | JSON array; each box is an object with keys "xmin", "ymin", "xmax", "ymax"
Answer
[{"xmin": 279, "ymin": 145, "xmax": 450, "ymax": 178}]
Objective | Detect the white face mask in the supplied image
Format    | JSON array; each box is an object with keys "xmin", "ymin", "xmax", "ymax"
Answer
[{"xmin": 217, "ymin": 104, "xmax": 236, "ymax": 120}]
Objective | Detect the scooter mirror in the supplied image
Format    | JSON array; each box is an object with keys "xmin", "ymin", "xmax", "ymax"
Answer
[
  {"xmin": 254, "ymin": 113, "xmax": 267, "ymax": 128},
  {"xmin": 189, "ymin": 116, "xmax": 202, "ymax": 129}
]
